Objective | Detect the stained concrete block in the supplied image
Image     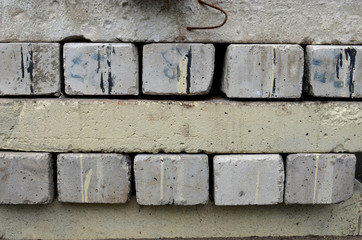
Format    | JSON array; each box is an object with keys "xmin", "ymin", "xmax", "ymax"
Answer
[
  {"xmin": 134, "ymin": 154, "xmax": 209, "ymax": 205},
  {"xmin": 57, "ymin": 153, "xmax": 131, "ymax": 203},
  {"xmin": 285, "ymin": 153, "xmax": 356, "ymax": 204},
  {"xmin": 142, "ymin": 44, "xmax": 215, "ymax": 95},
  {"xmin": 305, "ymin": 46, "xmax": 362, "ymax": 98},
  {"xmin": 0, "ymin": 43, "xmax": 60, "ymax": 96},
  {"xmin": 0, "ymin": 152, "xmax": 54, "ymax": 204},
  {"xmin": 213, "ymin": 154, "xmax": 284, "ymax": 205},
  {"xmin": 64, "ymin": 43, "xmax": 138, "ymax": 95},
  {"xmin": 221, "ymin": 44, "xmax": 303, "ymax": 98}
]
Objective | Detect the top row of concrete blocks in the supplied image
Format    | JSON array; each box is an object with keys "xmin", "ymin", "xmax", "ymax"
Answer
[{"xmin": 1, "ymin": 43, "xmax": 361, "ymax": 97}]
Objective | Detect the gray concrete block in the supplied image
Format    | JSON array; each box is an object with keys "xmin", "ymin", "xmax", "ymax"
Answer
[
  {"xmin": 305, "ymin": 45, "xmax": 362, "ymax": 98},
  {"xmin": 213, "ymin": 154, "xmax": 284, "ymax": 205},
  {"xmin": 142, "ymin": 44, "xmax": 214, "ymax": 95},
  {"xmin": 64, "ymin": 43, "xmax": 139, "ymax": 95},
  {"xmin": 221, "ymin": 44, "xmax": 303, "ymax": 98},
  {"xmin": 285, "ymin": 153, "xmax": 356, "ymax": 204},
  {"xmin": 0, "ymin": 43, "xmax": 60, "ymax": 96},
  {"xmin": 0, "ymin": 152, "xmax": 54, "ymax": 204},
  {"xmin": 134, "ymin": 154, "xmax": 209, "ymax": 205},
  {"xmin": 57, "ymin": 153, "xmax": 131, "ymax": 203}
]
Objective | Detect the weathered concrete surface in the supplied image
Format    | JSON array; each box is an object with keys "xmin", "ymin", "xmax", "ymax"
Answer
[
  {"xmin": 285, "ymin": 154, "xmax": 356, "ymax": 204},
  {"xmin": 143, "ymin": 44, "xmax": 214, "ymax": 95},
  {"xmin": 0, "ymin": 1, "xmax": 361, "ymax": 44},
  {"xmin": 305, "ymin": 46, "xmax": 362, "ymax": 98},
  {"xmin": 221, "ymin": 44, "xmax": 303, "ymax": 98},
  {"xmin": 214, "ymin": 155, "xmax": 284, "ymax": 205},
  {"xmin": 0, "ymin": 43, "xmax": 60, "ymax": 95},
  {"xmin": 57, "ymin": 153, "xmax": 131, "ymax": 203},
  {"xmin": 0, "ymin": 181, "xmax": 361, "ymax": 239},
  {"xmin": 134, "ymin": 154, "xmax": 209, "ymax": 205},
  {"xmin": 64, "ymin": 43, "xmax": 138, "ymax": 96},
  {"xmin": 0, "ymin": 99, "xmax": 361, "ymax": 153},
  {"xmin": 0, "ymin": 152, "xmax": 54, "ymax": 204}
]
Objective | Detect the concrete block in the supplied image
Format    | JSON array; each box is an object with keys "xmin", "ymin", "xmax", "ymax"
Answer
[
  {"xmin": 64, "ymin": 43, "xmax": 138, "ymax": 95},
  {"xmin": 134, "ymin": 154, "xmax": 209, "ymax": 205},
  {"xmin": 305, "ymin": 45, "xmax": 362, "ymax": 98},
  {"xmin": 57, "ymin": 153, "xmax": 131, "ymax": 203},
  {"xmin": 142, "ymin": 44, "xmax": 214, "ymax": 95},
  {"xmin": 285, "ymin": 153, "xmax": 356, "ymax": 204},
  {"xmin": 0, "ymin": 152, "xmax": 54, "ymax": 204},
  {"xmin": 221, "ymin": 44, "xmax": 303, "ymax": 98},
  {"xmin": 0, "ymin": 43, "xmax": 60, "ymax": 96},
  {"xmin": 213, "ymin": 154, "xmax": 284, "ymax": 205}
]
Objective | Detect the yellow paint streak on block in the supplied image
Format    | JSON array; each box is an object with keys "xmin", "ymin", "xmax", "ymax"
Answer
[
  {"xmin": 96, "ymin": 160, "xmax": 103, "ymax": 201},
  {"xmin": 84, "ymin": 169, "xmax": 93, "ymax": 203},
  {"xmin": 176, "ymin": 158, "xmax": 185, "ymax": 203},
  {"xmin": 177, "ymin": 54, "xmax": 189, "ymax": 94},
  {"xmin": 342, "ymin": 49, "xmax": 350, "ymax": 88},
  {"xmin": 312, "ymin": 154, "xmax": 320, "ymax": 204},
  {"xmin": 80, "ymin": 154, "xmax": 84, "ymax": 202},
  {"xmin": 160, "ymin": 158, "xmax": 164, "ymax": 201},
  {"xmin": 254, "ymin": 162, "xmax": 261, "ymax": 204}
]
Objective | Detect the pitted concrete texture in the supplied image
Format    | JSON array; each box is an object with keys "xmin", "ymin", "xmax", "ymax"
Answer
[
  {"xmin": 285, "ymin": 154, "xmax": 356, "ymax": 204},
  {"xmin": 305, "ymin": 46, "xmax": 362, "ymax": 98},
  {"xmin": 134, "ymin": 154, "xmax": 209, "ymax": 205},
  {"xmin": 57, "ymin": 153, "xmax": 131, "ymax": 203},
  {"xmin": 221, "ymin": 44, "xmax": 303, "ymax": 98},
  {"xmin": 0, "ymin": 182, "xmax": 361, "ymax": 239},
  {"xmin": 0, "ymin": 43, "xmax": 60, "ymax": 95},
  {"xmin": 214, "ymin": 155, "xmax": 284, "ymax": 205},
  {"xmin": 0, "ymin": 1, "xmax": 361, "ymax": 44},
  {"xmin": 64, "ymin": 43, "xmax": 138, "ymax": 95},
  {"xmin": 143, "ymin": 44, "xmax": 214, "ymax": 95},
  {"xmin": 0, "ymin": 152, "xmax": 54, "ymax": 204},
  {"xmin": 0, "ymin": 99, "xmax": 361, "ymax": 153}
]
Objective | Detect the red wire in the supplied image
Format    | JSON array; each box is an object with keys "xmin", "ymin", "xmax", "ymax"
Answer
[{"xmin": 187, "ymin": 0, "xmax": 228, "ymax": 30}]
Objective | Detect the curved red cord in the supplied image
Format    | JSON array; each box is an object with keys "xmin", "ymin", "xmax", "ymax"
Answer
[{"xmin": 187, "ymin": 0, "xmax": 228, "ymax": 30}]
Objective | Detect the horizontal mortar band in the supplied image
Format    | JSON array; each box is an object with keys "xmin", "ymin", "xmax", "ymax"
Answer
[{"xmin": 0, "ymin": 99, "xmax": 361, "ymax": 153}]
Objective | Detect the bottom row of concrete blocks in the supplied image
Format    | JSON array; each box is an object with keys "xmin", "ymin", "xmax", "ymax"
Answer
[{"xmin": 0, "ymin": 152, "xmax": 356, "ymax": 205}]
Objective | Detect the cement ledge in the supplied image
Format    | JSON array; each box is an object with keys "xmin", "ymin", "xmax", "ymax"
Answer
[
  {"xmin": 0, "ymin": 0, "xmax": 361, "ymax": 44},
  {"xmin": 0, "ymin": 99, "xmax": 361, "ymax": 153},
  {"xmin": 0, "ymin": 181, "xmax": 361, "ymax": 239}
]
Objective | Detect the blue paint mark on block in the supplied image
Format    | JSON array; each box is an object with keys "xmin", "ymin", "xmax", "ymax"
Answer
[
  {"xmin": 314, "ymin": 72, "xmax": 326, "ymax": 83},
  {"xmin": 72, "ymin": 56, "xmax": 82, "ymax": 65},
  {"xmin": 334, "ymin": 81, "xmax": 346, "ymax": 88},
  {"xmin": 312, "ymin": 59, "xmax": 322, "ymax": 66},
  {"xmin": 91, "ymin": 54, "xmax": 106, "ymax": 61},
  {"xmin": 70, "ymin": 73, "xmax": 85, "ymax": 82}
]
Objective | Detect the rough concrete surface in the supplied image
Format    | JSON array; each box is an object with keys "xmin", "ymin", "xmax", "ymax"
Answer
[
  {"xmin": 142, "ymin": 44, "xmax": 214, "ymax": 95},
  {"xmin": 0, "ymin": 152, "xmax": 54, "ymax": 204},
  {"xmin": 221, "ymin": 44, "xmax": 303, "ymax": 98},
  {"xmin": 0, "ymin": 43, "xmax": 60, "ymax": 95},
  {"xmin": 0, "ymin": 1, "xmax": 361, "ymax": 44},
  {"xmin": 0, "ymin": 99, "xmax": 361, "ymax": 153},
  {"xmin": 134, "ymin": 154, "xmax": 209, "ymax": 205},
  {"xmin": 305, "ymin": 45, "xmax": 362, "ymax": 98},
  {"xmin": 0, "ymin": 181, "xmax": 361, "ymax": 239},
  {"xmin": 57, "ymin": 153, "xmax": 131, "ymax": 203},
  {"xmin": 214, "ymin": 155, "xmax": 284, "ymax": 205},
  {"xmin": 64, "ymin": 43, "xmax": 138, "ymax": 95},
  {"xmin": 285, "ymin": 154, "xmax": 356, "ymax": 204}
]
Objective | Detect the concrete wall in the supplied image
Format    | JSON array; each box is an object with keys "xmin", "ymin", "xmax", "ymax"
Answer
[{"xmin": 0, "ymin": 0, "xmax": 361, "ymax": 239}]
